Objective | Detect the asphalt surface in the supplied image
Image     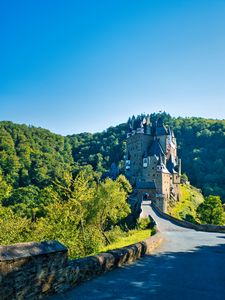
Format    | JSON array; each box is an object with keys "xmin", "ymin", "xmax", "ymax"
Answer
[{"xmin": 49, "ymin": 202, "xmax": 225, "ymax": 300}]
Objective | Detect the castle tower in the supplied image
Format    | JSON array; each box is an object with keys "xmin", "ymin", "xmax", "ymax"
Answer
[{"xmin": 125, "ymin": 114, "xmax": 181, "ymax": 213}]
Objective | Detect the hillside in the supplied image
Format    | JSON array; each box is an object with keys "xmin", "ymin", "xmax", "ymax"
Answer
[
  {"xmin": 0, "ymin": 113, "xmax": 225, "ymax": 203},
  {"xmin": 68, "ymin": 113, "xmax": 225, "ymax": 202},
  {"xmin": 0, "ymin": 121, "xmax": 73, "ymax": 189},
  {"xmin": 168, "ymin": 184, "xmax": 204, "ymax": 222},
  {"xmin": 0, "ymin": 115, "xmax": 224, "ymax": 256}
]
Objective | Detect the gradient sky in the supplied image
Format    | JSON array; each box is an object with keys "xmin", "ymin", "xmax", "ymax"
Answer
[{"xmin": 0, "ymin": 0, "xmax": 224, "ymax": 135}]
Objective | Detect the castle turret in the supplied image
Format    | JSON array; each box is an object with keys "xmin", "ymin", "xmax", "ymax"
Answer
[
  {"xmin": 178, "ymin": 158, "xmax": 181, "ymax": 176},
  {"xmin": 145, "ymin": 114, "xmax": 151, "ymax": 135},
  {"xmin": 156, "ymin": 117, "xmax": 168, "ymax": 136},
  {"xmin": 125, "ymin": 114, "xmax": 181, "ymax": 212}
]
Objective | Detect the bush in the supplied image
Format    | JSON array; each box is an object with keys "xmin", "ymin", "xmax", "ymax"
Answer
[{"xmin": 136, "ymin": 217, "xmax": 151, "ymax": 230}]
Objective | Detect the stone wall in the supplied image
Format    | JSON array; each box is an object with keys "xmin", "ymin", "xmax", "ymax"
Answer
[
  {"xmin": 152, "ymin": 203, "xmax": 225, "ymax": 233},
  {"xmin": 0, "ymin": 233, "xmax": 163, "ymax": 299},
  {"xmin": 0, "ymin": 241, "xmax": 68, "ymax": 299}
]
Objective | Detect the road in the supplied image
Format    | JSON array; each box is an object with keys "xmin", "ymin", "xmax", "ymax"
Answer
[{"xmin": 50, "ymin": 202, "xmax": 225, "ymax": 300}]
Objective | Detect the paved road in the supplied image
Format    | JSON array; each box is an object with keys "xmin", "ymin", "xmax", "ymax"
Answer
[{"xmin": 50, "ymin": 202, "xmax": 225, "ymax": 300}]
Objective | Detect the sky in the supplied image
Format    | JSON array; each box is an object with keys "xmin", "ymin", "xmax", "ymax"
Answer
[{"xmin": 0, "ymin": 0, "xmax": 224, "ymax": 135}]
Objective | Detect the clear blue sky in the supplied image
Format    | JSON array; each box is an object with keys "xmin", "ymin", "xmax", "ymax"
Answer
[{"xmin": 0, "ymin": 0, "xmax": 224, "ymax": 135}]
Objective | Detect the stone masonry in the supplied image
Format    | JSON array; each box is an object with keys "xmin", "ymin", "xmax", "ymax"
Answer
[
  {"xmin": 125, "ymin": 115, "xmax": 181, "ymax": 212},
  {"xmin": 0, "ymin": 235, "xmax": 163, "ymax": 299}
]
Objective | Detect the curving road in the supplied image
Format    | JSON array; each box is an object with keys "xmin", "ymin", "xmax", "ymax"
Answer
[{"xmin": 50, "ymin": 202, "xmax": 225, "ymax": 300}]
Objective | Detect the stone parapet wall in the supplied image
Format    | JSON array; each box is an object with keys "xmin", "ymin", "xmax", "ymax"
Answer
[
  {"xmin": 0, "ymin": 233, "xmax": 163, "ymax": 299},
  {"xmin": 0, "ymin": 241, "xmax": 68, "ymax": 299},
  {"xmin": 152, "ymin": 203, "xmax": 225, "ymax": 233}
]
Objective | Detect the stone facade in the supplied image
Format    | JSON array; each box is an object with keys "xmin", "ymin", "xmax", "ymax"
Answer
[
  {"xmin": 125, "ymin": 115, "xmax": 181, "ymax": 212},
  {"xmin": 0, "ymin": 240, "xmax": 68, "ymax": 299},
  {"xmin": 0, "ymin": 235, "xmax": 163, "ymax": 299}
]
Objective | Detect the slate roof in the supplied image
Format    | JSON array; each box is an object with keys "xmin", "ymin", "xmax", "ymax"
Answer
[
  {"xmin": 156, "ymin": 117, "xmax": 168, "ymax": 135},
  {"xmin": 157, "ymin": 154, "xmax": 170, "ymax": 174},
  {"xmin": 166, "ymin": 155, "xmax": 177, "ymax": 174},
  {"xmin": 156, "ymin": 125, "xmax": 168, "ymax": 136},
  {"xmin": 148, "ymin": 139, "xmax": 165, "ymax": 157}
]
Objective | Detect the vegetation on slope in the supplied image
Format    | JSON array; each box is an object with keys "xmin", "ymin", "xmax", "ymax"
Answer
[
  {"xmin": 0, "ymin": 114, "xmax": 225, "ymax": 202},
  {"xmin": 0, "ymin": 114, "xmax": 224, "ymax": 254},
  {"xmin": 100, "ymin": 228, "xmax": 152, "ymax": 252},
  {"xmin": 197, "ymin": 195, "xmax": 225, "ymax": 225},
  {"xmin": 169, "ymin": 184, "xmax": 225, "ymax": 225},
  {"xmin": 168, "ymin": 184, "xmax": 204, "ymax": 222},
  {"xmin": 0, "ymin": 167, "xmax": 154, "ymax": 258},
  {"xmin": 68, "ymin": 113, "xmax": 225, "ymax": 202}
]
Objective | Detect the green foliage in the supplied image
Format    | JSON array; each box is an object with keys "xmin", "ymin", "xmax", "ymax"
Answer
[
  {"xmin": 0, "ymin": 169, "xmax": 132, "ymax": 258},
  {"xmin": 169, "ymin": 184, "xmax": 204, "ymax": 222},
  {"xmin": 0, "ymin": 121, "xmax": 73, "ymax": 189},
  {"xmin": 68, "ymin": 116, "xmax": 225, "ymax": 202},
  {"xmin": 93, "ymin": 176, "xmax": 131, "ymax": 233},
  {"xmin": 0, "ymin": 206, "xmax": 32, "ymax": 245},
  {"xmin": 2, "ymin": 185, "xmax": 59, "ymax": 220},
  {"xmin": 0, "ymin": 117, "xmax": 225, "ymax": 202},
  {"xmin": 100, "ymin": 229, "xmax": 152, "ymax": 252},
  {"xmin": 197, "ymin": 195, "xmax": 225, "ymax": 225},
  {"xmin": 181, "ymin": 173, "xmax": 188, "ymax": 182},
  {"xmin": 136, "ymin": 217, "xmax": 151, "ymax": 230},
  {"xmin": 0, "ymin": 116, "xmax": 225, "ymax": 257},
  {"xmin": 170, "ymin": 118, "xmax": 225, "ymax": 202},
  {"xmin": 0, "ymin": 169, "xmax": 12, "ymax": 201}
]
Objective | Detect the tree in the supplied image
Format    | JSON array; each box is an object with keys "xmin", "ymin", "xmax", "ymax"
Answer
[
  {"xmin": 0, "ymin": 170, "xmax": 12, "ymax": 201},
  {"xmin": 2, "ymin": 185, "xmax": 59, "ymax": 220},
  {"xmin": 93, "ymin": 177, "xmax": 131, "ymax": 242},
  {"xmin": 0, "ymin": 206, "xmax": 31, "ymax": 244},
  {"xmin": 197, "ymin": 195, "xmax": 225, "ymax": 225}
]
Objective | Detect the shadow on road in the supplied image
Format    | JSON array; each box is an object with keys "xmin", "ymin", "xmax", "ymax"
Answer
[{"xmin": 49, "ymin": 241, "xmax": 225, "ymax": 300}]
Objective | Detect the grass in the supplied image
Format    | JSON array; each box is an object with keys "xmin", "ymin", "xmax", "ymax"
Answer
[
  {"xmin": 169, "ymin": 184, "xmax": 204, "ymax": 222},
  {"xmin": 99, "ymin": 229, "xmax": 152, "ymax": 252}
]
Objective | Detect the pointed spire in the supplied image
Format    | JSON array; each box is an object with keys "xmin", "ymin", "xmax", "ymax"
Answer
[
  {"xmin": 131, "ymin": 115, "xmax": 135, "ymax": 129},
  {"xmin": 127, "ymin": 117, "xmax": 132, "ymax": 132},
  {"xmin": 146, "ymin": 114, "xmax": 151, "ymax": 125},
  {"xmin": 157, "ymin": 117, "xmax": 164, "ymax": 127},
  {"xmin": 155, "ymin": 116, "xmax": 168, "ymax": 136}
]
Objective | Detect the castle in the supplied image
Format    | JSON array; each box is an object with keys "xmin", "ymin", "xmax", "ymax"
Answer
[{"xmin": 125, "ymin": 115, "xmax": 181, "ymax": 212}]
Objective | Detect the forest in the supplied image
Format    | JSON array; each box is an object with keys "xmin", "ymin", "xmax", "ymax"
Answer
[
  {"xmin": 0, "ymin": 114, "xmax": 224, "ymax": 255},
  {"xmin": 68, "ymin": 113, "xmax": 225, "ymax": 202},
  {"xmin": 0, "ymin": 115, "xmax": 224, "ymax": 202}
]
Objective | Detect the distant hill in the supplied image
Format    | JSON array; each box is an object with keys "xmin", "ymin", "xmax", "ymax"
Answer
[
  {"xmin": 0, "ymin": 121, "xmax": 73, "ymax": 189},
  {"xmin": 0, "ymin": 113, "xmax": 225, "ymax": 202}
]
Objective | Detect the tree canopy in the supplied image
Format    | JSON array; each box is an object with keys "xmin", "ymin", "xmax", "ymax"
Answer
[
  {"xmin": 0, "ymin": 116, "xmax": 224, "ymax": 255},
  {"xmin": 196, "ymin": 195, "xmax": 225, "ymax": 225},
  {"xmin": 0, "ymin": 115, "xmax": 225, "ymax": 205}
]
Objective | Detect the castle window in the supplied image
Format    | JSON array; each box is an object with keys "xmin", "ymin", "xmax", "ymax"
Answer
[
  {"xmin": 143, "ymin": 158, "xmax": 148, "ymax": 168},
  {"xmin": 125, "ymin": 160, "xmax": 130, "ymax": 170}
]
